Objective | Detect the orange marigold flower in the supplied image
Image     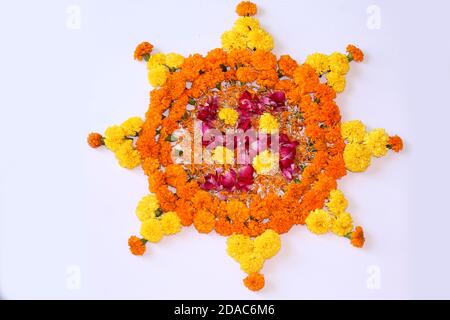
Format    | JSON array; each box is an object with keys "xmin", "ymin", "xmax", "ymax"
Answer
[
  {"xmin": 227, "ymin": 49, "xmax": 252, "ymax": 67},
  {"xmin": 134, "ymin": 41, "xmax": 153, "ymax": 61},
  {"xmin": 87, "ymin": 132, "xmax": 103, "ymax": 148},
  {"xmin": 176, "ymin": 199, "xmax": 195, "ymax": 226},
  {"xmin": 278, "ymin": 55, "xmax": 298, "ymax": 78},
  {"xmin": 346, "ymin": 44, "xmax": 364, "ymax": 62},
  {"xmin": 215, "ymin": 218, "xmax": 233, "ymax": 236},
  {"xmin": 350, "ymin": 226, "xmax": 365, "ymax": 248},
  {"xmin": 128, "ymin": 236, "xmax": 147, "ymax": 255},
  {"xmin": 388, "ymin": 135, "xmax": 404, "ymax": 153},
  {"xmin": 193, "ymin": 209, "xmax": 216, "ymax": 233},
  {"xmin": 243, "ymin": 273, "xmax": 265, "ymax": 291},
  {"xmin": 236, "ymin": 66, "xmax": 258, "ymax": 83},
  {"xmin": 293, "ymin": 64, "xmax": 319, "ymax": 91},
  {"xmin": 236, "ymin": 1, "xmax": 257, "ymax": 16},
  {"xmin": 251, "ymin": 50, "xmax": 277, "ymax": 71}
]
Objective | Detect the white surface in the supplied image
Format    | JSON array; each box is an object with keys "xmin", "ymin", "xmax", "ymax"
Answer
[{"xmin": 1, "ymin": 0, "xmax": 449, "ymax": 299}]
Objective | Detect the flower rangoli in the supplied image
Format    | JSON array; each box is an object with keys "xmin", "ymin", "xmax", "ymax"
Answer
[{"xmin": 87, "ymin": 1, "xmax": 403, "ymax": 291}]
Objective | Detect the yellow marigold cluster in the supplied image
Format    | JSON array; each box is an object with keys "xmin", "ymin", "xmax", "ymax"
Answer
[
  {"xmin": 136, "ymin": 194, "xmax": 159, "ymax": 221},
  {"xmin": 227, "ymin": 229, "xmax": 281, "ymax": 274},
  {"xmin": 221, "ymin": 16, "xmax": 273, "ymax": 51},
  {"xmin": 253, "ymin": 229, "xmax": 281, "ymax": 259},
  {"xmin": 326, "ymin": 189, "xmax": 348, "ymax": 215},
  {"xmin": 218, "ymin": 108, "xmax": 239, "ymax": 126},
  {"xmin": 341, "ymin": 120, "xmax": 366, "ymax": 143},
  {"xmin": 305, "ymin": 51, "xmax": 349, "ymax": 92},
  {"xmin": 147, "ymin": 52, "xmax": 184, "ymax": 87},
  {"xmin": 365, "ymin": 128, "xmax": 389, "ymax": 157},
  {"xmin": 140, "ymin": 218, "xmax": 164, "ymax": 243},
  {"xmin": 160, "ymin": 211, "xmax": 182, "ymax": 235},
  {"xmin": 252, "ymin": 150, "xmax": 279, "ymax": 175},
  {"xmin": 305, "ymin": 209, "xmax": 333, "ymax": 235},
  {"xmin": 328, "ymin": 52, "xmax": 350, "ymax": 75},
  {"xmin": 305, "ymin": 53, "xmax": 329, "ymax": 75},
  {"xmin": 115, "ymin": 140, "xmax": 141, "ymax": 169},
  {"xmin": 140, "ymin": 211, "xmax": 182, "ymax": 243},
  {"xmin": 121, "ymin": 117, "xmax": 143, "ymax": 136},
  {"xmin": 307, "ymin": 206, "xmax": 354, "ymax": 237},
  {"xmin": 212, "ymin": 146, "xmax": 235, "ymax": 165},
  {"xmin": 331, "ymin": 212, "xmax": 354, "ymax": 236},
  {"xmin": 103, "ymin": 117, "xmax": 143, "ymax": 169},
  {"xmin": 326, "ymin": 71, "xmax": 346, "ymax": 93},
  {"xmin": 343, "ymin": 142, "xmax": 372, "ymax": 172},
  {"xmin": 342, "ymin": 121, "xmax": 394, "ymax": 171}
]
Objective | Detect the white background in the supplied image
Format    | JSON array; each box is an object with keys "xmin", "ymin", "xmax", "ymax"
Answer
[{"xmin": 1, "ymin": 0, "xmax": 449, "ymax": 299}]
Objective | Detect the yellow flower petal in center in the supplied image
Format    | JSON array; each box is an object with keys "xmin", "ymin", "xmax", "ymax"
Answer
[
  {"xmin": 259, "ymin": 112, "xmax": 279, "ymax": 134},
  {"xmin": 212, "ymin": 146, "xmax": 235, "ymax": 165},
  {"xmin": 252, "ymin": 150, "xmax": 279, "ymax": 175},
  {"xmin": 218, "ymin": 107, "xmax": 239, "ymax": 126}
]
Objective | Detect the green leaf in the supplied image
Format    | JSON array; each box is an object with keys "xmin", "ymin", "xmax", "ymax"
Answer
[
  {"xmin": 165, "ymin": 135, "xmax": 178, "ymax": 142},
  {"xmin": 155, "ymin": 208, "xmax": 163, "ymax": 218}
]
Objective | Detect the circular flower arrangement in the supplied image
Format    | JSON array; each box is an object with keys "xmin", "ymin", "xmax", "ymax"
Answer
[{"xmin": 88, "ymin": 1, "xmax": 404, "ymax": 291}]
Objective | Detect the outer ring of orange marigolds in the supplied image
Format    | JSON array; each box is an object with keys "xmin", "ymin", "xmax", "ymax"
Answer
[{"xmin": 136, "ymin": 48, "xmax": 347, "ymax": 238}]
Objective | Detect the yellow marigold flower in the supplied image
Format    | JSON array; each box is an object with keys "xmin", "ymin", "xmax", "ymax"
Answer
[
  {"xmin": 212, "ymin": 146, "xmax": 234, "ymax": 165},
  {"xmin": 343, "ymin": 142, "xmax": 371, "ymax": 172},
  {"xmin": 115, "ymin": 140, "xmax": 141, "ymax": 169},
  {"xmin": 165, "ymin": 53, "xmax": 184, "ymax": 69},
  {"xmin": 221, "ymin": 30, "xmax": 247, "ymax": 50},
  {"xmin": 104, "ymin": 125, "xmax": 125, "ymax": 152},
  {"xmin": 136, "ymin": 194, "xmax": 159, "ymax": 221},
  {"xmin": 305, "ymin": 53, "xmax": 329, "ymax": 75},
  {"xmin": 227, "ymin": 234, "xmax": 254, "ymax": 262},
  {"xmin": 121, "ymin": 116, "xmax": 143, "ymax": 136},
  {"xmin": 331, "ymin": 212, "xmax": 353, "ymax": 236},
  {"xmin": 140, "ymin": 218, "xmax": 164, "ymax": 243},
  {"xmin": 254, "ymin": 229, "xmax": 281, "ymax": 260},
  {"xmin": 305, "ymin": 209, "xmax": 333, "ymax": 235},
  {"xmin": 326, "ymin": 71, "xmax": 346, "ymax": 93},
  {"xmin": 252, "ymin": 150, "xmax": 279, "ymax": 175},
  {"xmin": 246, "ymin": 28, "xmax": 274, "ymax": 51},
  {"xmin": 365, "ymin": 128, "xmax": 389, "ymax": 158},
  {"xmin": 239, "ymin": 251, "xmax": 264, "ymax": 274},
  {"xmin": 147, "ymin": 53, "xmax": 166, "ymax": 68},
  {"xmin": 328, "ymin": 52, "xmax": 350, "ymax": 75},
  {"xmin": 160, "ymin": 211, "xmax": 182, "ymax": 235},
  {"xmin": 218, "ymin": 108, "xmax": 239, "ymax": 126},
  {"xmin": 259, "ymin": 112, "xmax": 279, "ymax": 134},
  {"xmin": 233, "ymin": 17, "xmax": 260, "ymax": 34},
  {"xmin": 341, "ymin": 120, "xmax": 366, "ymax": 143},
  {"xmin": 327, "ymin": 189, "xmax": 348, "ymax": 216},
  {"xmin": 148, "ymin": 65, "xmax": 169, "ymax": 87}
]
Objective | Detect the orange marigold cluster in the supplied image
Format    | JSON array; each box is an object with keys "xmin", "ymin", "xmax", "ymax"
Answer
[
  {"xmin": 243, "ymin": 273, "xmax": 265, "ymax": 291},
  {"xmin": 87, "ymin": 132, "xmax": 103, "ymax": 148},
  {"xmin": 134, "ymin": 41, "xmax": 153, "ymax": 61},
  {"xmin": 128, "ymin": 236, "xmax": 146, "ymax": 255},
  {"xmin": 346, "ymin": 44, "xmax": 364, "ymax": 62},
  {"xmin": 236, "ymin": 1, "xmax": 257, "ymax": 16}
]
